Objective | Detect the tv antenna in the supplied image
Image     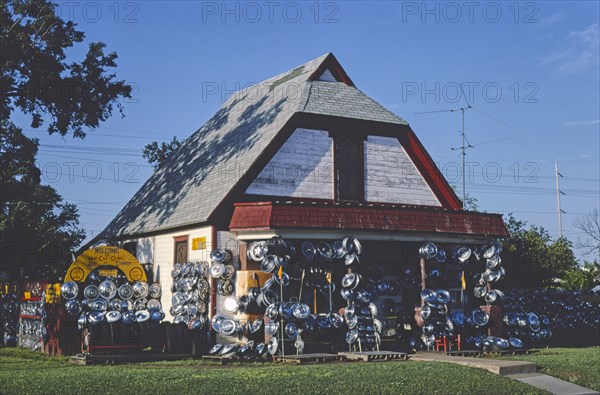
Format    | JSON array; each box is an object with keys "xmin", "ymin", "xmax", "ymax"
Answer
[{"xmin": 414, "ymin": 85, "xmax": 474, "ymax": 209}]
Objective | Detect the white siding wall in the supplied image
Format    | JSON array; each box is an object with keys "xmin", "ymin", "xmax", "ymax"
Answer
[
  {"xmin": 123, "ymin": 228, "xmax": 242, "ymax": 322},
  {"xmin": 245, "ymin": 128, "xmax": 333, "ymax": 199},
  {"xmin": 136, "ymin": 237, "xmax": 154, "ymax": 264},
  {"xmin": 152, "ymin": 226, "xmax": 213, "ymax": 319},
  {"xmin": 364, "ymin": 135, "xmax": 441, "ymax": 206}
]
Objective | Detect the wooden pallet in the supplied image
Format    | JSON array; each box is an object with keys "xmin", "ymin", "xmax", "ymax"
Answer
[
  {"xmin": 274, "ymin": 353, "xmax": 345, "ymax": 364},
  {"xmin": 338, "ymin": 351, "xmax": 409, "ymax": 362},
  {"xmin": 70, "ymin": 353, "xmax": 192, "ymax": 365},
  {"xmin": 446, "ymin": 349, "xmax": 530, "ymax": 357},
  {"xmin": 201, "ymin": 355, "xmax": 237, "ymax": 365},
  {"xmin": 485, "ymin": 348, "xmax": 530, "ymax": 357}
]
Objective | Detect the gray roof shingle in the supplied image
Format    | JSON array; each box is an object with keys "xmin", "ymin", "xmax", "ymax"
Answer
[
  {"xmin": 303, "ymin": 82, "xmax": 407, "ymax": 125},
  {"xmin": 98, "ymin": 53, "xmax": 410, "ymax": 238}
]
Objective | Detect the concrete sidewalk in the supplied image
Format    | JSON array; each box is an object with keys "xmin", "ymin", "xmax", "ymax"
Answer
[
  {"xmin": 411, "ymin": 353, "xmax": 536, "ymax": 375},
  {"xmin": 412, "ymin": 352, "xmax": 599, "ymax": 394},
  {"xmin": 507, "ymin": 373, "xmax": 599, "ymax": 395}
]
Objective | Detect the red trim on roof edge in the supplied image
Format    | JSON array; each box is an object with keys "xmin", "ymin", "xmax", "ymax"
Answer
[{"xmin": 401, "ymin": 129, "xmax": 462, "ymax": 210}]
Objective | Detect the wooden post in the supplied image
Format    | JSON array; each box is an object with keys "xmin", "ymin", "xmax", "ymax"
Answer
[
  {"xmin": 209, "ymin": 226, "xmax": 218, "ymax": 322},
  {"xmin": 420, "ymin": 257, "xmax": 427, "ymax": 293},
  {"xmin": 280, "ymin": 277, "xmax": 284, "ymax": 357}
]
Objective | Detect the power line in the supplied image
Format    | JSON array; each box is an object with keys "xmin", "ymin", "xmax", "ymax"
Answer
[
  {"xmin": 472, "ymin": 190, "xmax": 598, "ymax": 199},
  {"xmin": 36, "ymin": 168, "xmax": 143, "ymax": 183},
  {"xmin": 40, "ymin": 144, "xmax": 142, "ymax": 154},
  {"xmin": 78, "ymin": 207, "xmax": 121, "ymax": 214},
  {"xmin": 77, "ymin": 212, "xmax": 119, "ymax": 217},
  {"xmin": 19, "ymin": 126, "xmax": 179, "ymax": 141},
  {"xmin": 493, "ymin": 210, "xmax": 588, "ymax": 216},
  {"xmin": 65, "ymin": 199, "xmax": 127, "ymax": 205},
  {"xmin": 37, "ymin": 153, "xmax": 152, "ymax": 168},
  {"xmin": 466, "ymin": 183, "xmax": 599, "ymax": 195}
]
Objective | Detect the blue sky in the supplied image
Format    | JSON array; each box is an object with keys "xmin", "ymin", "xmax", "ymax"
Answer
[{"xmin": 16, "ymin": 1, "xmax": 600, "ymax": 260}]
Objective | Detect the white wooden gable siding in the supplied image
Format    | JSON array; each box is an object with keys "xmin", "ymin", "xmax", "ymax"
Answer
[
  {"xmin": 135, "ymin": 237, "xmax": 154, "ymax": 265},
  {"xmin": 245, "ymin": 128, "xmax": 334, "ymax": 199},
  {"xmin": 364, "ymin": 135, "xmax": 441, "ymax": 206},
  {"xmin": 318, "ymin": 69, "xmax": 338, "ymax": 82},
  {"xmin": 152, "ymin": 226, "xmax": 213, "ymax": 318}
]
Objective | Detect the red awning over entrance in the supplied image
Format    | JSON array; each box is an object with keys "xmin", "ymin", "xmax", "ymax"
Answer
[{"xmin": 229, "ymin": 201, "xmax": 508, "ymax": 238}]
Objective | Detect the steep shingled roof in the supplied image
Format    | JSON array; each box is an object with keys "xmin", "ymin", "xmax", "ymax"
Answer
[{"xmin": 98, "ymin": 53, "xmax": 410, "ymax": 238}]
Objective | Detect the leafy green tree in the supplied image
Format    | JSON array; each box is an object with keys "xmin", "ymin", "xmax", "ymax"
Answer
[
  {"xmin": 143, "ymin": 137, "xmax": 182, "ymax": 168},
  {"xmin": 450, "ymin": 185, "xmax": 480, "ymax": 212},
  {"xmin": 1, "ymin": 122, "xmax": 85, "ymax": 281},
  {"xmin": 1, "ymin": 0, "xmax": 132, "ymax": 280},
  {"xmin": 462, "ymin": 193, "xmax": 480, "ymax": 212},
  {"xmin": 1, "ymin": 0, "xmax": 132, "ymax": 138},
  {"xmin": 499, "ymin": 214, "xmax": 578, "ymax": 289},
  {"xmin": 574, "ymin": 209, "xmax": 600, "ymax": 261},
  {"xmin": 561, "ymin": 261, "xmax": 600, "ymax": 291}
]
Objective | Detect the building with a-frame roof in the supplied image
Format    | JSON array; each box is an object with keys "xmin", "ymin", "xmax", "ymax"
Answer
[{"xmin": 93, "ymin": 53, "xmax": 508, "ymax": 347}]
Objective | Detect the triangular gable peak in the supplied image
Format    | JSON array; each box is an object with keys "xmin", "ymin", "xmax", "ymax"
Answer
[{"xmin": 308, "ymin": 53, "xmax": 354, "ymax": 86}]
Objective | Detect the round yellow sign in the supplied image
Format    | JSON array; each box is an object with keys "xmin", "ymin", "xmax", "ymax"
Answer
[
  {"xmin": 129, "ymin": 267, "xmax": 143, "ymax": 281},
  {"xmin": 69, "ymin": 267, "xmax": 85, "ymax": 282}
]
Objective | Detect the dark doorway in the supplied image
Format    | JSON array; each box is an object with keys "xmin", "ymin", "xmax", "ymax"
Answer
[{"xmin": 174, "ymin": 236, "xmax": 188, "ymax": 264}]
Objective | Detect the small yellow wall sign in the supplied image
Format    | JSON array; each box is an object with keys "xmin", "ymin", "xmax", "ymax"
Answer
[
  {"xmin": 192, "ymin": 237, "xmax": 207, "ymax": 251},
  {"xmin": 45, "ymin": 283, "xmax": 61, "ymax": 304}
]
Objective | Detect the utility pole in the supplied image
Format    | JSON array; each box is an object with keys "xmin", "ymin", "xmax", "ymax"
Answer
[
  {"xmin": 460, "ymin": 108, "xmax": 467, "ymax": 209},
  {"xmin": 555, "ymin": 161, "xmax": 565, "ymax": 238}
]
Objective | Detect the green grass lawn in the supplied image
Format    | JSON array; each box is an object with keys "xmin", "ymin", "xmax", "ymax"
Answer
[
  {"xmin": 504, "ymin": 347, "xmax": 600, "ymax": 392},
  {"xmin": 0, "ymin": 348, "xmax": 544, "ymax": 395}
]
